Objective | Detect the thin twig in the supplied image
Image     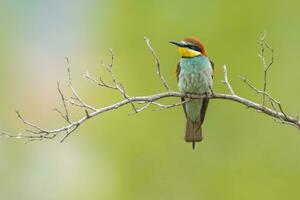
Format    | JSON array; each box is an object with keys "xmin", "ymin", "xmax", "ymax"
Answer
[
  {"xmin": 239, "ymin": 76, "xmax": 279, "ymax": 103},
  {"xmin": 65, "ymin": 58, "xmax": 97, "ymax": 111},
  {"xmin": 259, "ymin": 31, "xmax": 274, "ymax": 106},
  {"xmin": 222, "ymin": 65, "xmax": 235, "ymax": 95},
  {"xmin": 144, "ymin": 37, "xmax": 170, "ymax": 91},
  {"xmin": 54, "ymin": 81, "xmax": 71, "ymax": 123}
]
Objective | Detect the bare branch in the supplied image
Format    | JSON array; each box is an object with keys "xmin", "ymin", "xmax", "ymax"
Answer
[
  {"xmin": 54, "ymin": 81, "xmax": 71, "ymax": 123},
  {"xmin": 4, "ymin": 88, "xmax": 299, "ymax": 142},
  {"xmin": 221, "ymin": 65, "xmax": 235, "ymax": 95},
  {"xmin": 129, "ymin": 103, "xmax": 152, "ymax": 114},
  {"xmin": 130, "ymin": 98, "xmax": 190, "ymax": 115},
  {"xmin": 60, "ymin": 123, "xmax": 79, "ymax": 143},
  {"xmin": 119, "ymin": 83, "xmax": 138, "ymax": 114},
  {"xmin": 1, "ymin": 35, "xmax": 299, "ymax": 143},
  {"xmin": 239, "ymin": 76, "xmax": 279, "ymax": 104},
  {"xmin": 85, "ymin": 49, "xmax": 138, "ymax": 113},
  {"xmin": 144, "ymin": 37, "xmax": 170, "ymax": 91},
  {"xmin": 85, "ymin": 70, "xmax": 117, "ymax": 90},
  {"xmin": 258, "ymin": 31, "xmax": 274, "ymax": 106},
  {"xmin": 150, "ymin": 99, "xmax": 191, "ymax": 111},
  {"xmin": 15, "ymin": 110, "xmax": 47, "ymax": 134},
  {"xmin": 65, "ymin": 58, "xmax": 97, "ymax": 112}
]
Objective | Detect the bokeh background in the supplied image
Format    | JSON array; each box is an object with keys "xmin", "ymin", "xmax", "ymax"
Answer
[{"xmin": 1, "ymin": 0, "xmax": 300, "ymax": 199}]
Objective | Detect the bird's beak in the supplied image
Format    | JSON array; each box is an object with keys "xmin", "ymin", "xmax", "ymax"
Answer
[{"xmin": 169, "ymin": 41, "xmax": 186, "ymax": 47}]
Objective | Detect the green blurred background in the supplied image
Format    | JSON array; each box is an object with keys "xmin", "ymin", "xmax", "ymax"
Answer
[{"xmin": 1, "ymin": 0, "xmax": 300, "ymax": 199}]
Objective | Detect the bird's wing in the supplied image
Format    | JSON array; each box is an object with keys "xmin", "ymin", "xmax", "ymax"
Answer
[
  {"xmin": 175, "ymin": 62, "xmax": 188, "ymax": 118},
  {"xmin": 200, "ymin": 99, "xmax": 209, "ymax": 124},
  {"xmin": 209, "ymin": 58, "xmax": 215, "ymax": 78},
  {"xmin": 175, "ymin": 62, "xmax": 181, "ymax": 82},
  {"xmin": 200, "ymin": 58, "xmax": 214, "ymax": 124}
]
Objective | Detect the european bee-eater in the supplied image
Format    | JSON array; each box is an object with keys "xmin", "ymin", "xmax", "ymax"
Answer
[{"xmin": 170, "ymin": 36, "xmax": 214, "ymax": 149}]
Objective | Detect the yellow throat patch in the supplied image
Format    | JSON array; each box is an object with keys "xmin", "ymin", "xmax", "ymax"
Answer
[{"xmin": 178, "ymin": 47, "xmax": 201, "ymax": 57}]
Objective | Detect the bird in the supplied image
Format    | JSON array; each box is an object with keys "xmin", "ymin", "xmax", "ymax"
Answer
[{"xmin": 169, "ymin": 36, "xmax": 214, "ymax": 150}]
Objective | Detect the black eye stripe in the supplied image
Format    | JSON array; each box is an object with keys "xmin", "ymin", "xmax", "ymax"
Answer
[{"xmin": 187, "ymin": 44, "xmax": 202, "ymax": 52}]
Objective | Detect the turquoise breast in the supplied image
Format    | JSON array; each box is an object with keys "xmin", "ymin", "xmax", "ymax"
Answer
[
  {"xmin": 178, "ymin": 56, "xmax": 213, "ymax": 122},
  {"xmin": 178, "ymin": 56, "xmax": 213, "ymax": 94}
]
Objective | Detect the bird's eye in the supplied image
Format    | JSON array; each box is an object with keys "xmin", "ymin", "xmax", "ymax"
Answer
[
  {"xmin": 187, "ymin": 43, "xmax": 195, "ymax": 48},
  {"xmin": 188, "ymin": 44, "xmax": 201, "ymax": 52}
]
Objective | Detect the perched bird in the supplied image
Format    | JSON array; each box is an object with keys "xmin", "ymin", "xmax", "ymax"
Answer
[{"xmin": 170, "ymin": 36, "xmax": 214, "ymax": 150}]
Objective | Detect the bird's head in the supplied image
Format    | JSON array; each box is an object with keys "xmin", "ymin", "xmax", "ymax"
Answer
[{"xmin": 169, "ymin": 36, "xmax": 207, "ymax": 58}]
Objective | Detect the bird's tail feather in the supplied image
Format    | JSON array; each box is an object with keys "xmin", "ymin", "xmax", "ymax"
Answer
[{"xmin": 185, "ymin": 119, "xmax": 203, "ymax": 150}]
